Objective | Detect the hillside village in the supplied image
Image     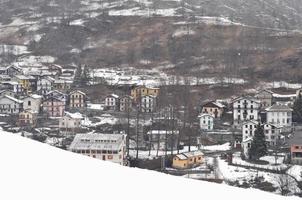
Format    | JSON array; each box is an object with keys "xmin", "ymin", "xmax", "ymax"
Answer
[
  {"xmin": 2, "ymin": 0, "xmax": 302, "ymax": 198},
  {"xmin": 0, "ymin": 61, "xmax": 302, "ymax": 196}
]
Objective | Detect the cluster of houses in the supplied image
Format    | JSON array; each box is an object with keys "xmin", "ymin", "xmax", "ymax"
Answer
[
  {"xmin": 0, "ymin": 64, "xmax": 89, "ymax": 129},
  {"xmin": 104, "ymin": 86, "xmax": 160, "ymax": 113},
  {"xmin": 199, "ymin": 88, "xmax": 301, "ymax": 160}
]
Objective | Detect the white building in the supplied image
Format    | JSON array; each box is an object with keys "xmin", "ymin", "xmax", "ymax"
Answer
[
  {"xmin": 233, "ymin": 96, "xmax": 260, "ymax": 127},
  {"xmin": 59, "ymin": 112, "xmax": 83, "ymax": 134},
  {"xmin": 22, "ymin": 94, "xmax": 43, "ymax": 113},
  {"xmin": 69, "ymin": 133, "xmax": 126, "ymax": 165},
  {"xmin": 263, "ymin": 123, "xmax": 281, "ymax": 146},
  {"xmin": 37, "ymin": 76, "xmax": 55, "ymax": 95},
  {"xmin": 105, "ymin": 94, "xmax": 119, "ymax": 111},
  {"xmin": 0, "ymin": 95, "xmax": 23, "ymax": 114},
  {"xmin": 242, "ymin": 120, "xmax": 258, "ymax": 142},
  {"xmin": 198, "ymin": 113, "xmax": 214, "ymax": 131},
  {"xmin": 141, "ymin": 95, "xmax": 156, "ymax": 113},
  {"xmin": 265, "ymin": 104, "xmax": 292, "ymax": 128},
  {"xmin": 241, "ymin": 120, "xmax": 281, "ymax": 158}
]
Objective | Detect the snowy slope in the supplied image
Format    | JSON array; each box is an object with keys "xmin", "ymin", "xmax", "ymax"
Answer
[{"xmin": 0, "ymin": 131, "xmax": 300, "ymax": 200}]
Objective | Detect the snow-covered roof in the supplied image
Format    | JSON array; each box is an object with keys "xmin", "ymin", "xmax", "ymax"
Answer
[
  {"xmin": 69, "ymin": 133, "xmax": 126, "ymax": 151},
  {"xmin": 272, "ymin": 93, "xmax": 296, "ymax": 98},
  {"xmin": 0, "ymin": 132, "xmax": 297, "ymax": 200},
  {"xmin": 265, "ymin": 104, "xmax": 292, "ymax": 112},
  {"xmin": 70, "ymin": 90, "xmax": 86, "ymax": 96},
  {"xmin": 2, "ymin": 95, "xmax": 23, "ymax": 104},
  {"xmin": 106, "ymin": 94, "xmax": 119, "ymax": 99},
  {"xmin": 198, "ymin": 113, "xmax": 214, "ymax": 118},
  {"xmin": 232, "ymin": 95, "xmax": 260, "ymax": 104},
  {"xmin": 64, "ymin": 112, "xmax": 83, "ymax": 119},
  {"xmin": 202, "ymin": 101, "xmax": 225, "ymax": 108},
  {"xmin": 146, "ymin": 130, "xmax": 179, "ymax": 135}
]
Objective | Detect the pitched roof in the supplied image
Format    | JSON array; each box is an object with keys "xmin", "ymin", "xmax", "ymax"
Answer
[
  {"xmin": 106, "ymin": 94, "xmax": 119, "ymax": 99},
  {"xmin": 70, "ymin": 90, "xmax": 86, "ymax": 96},
  {"xmin": 2, "ymin": 95, "xmax": 23, "ymax": 104},
  {"xmin": 64, "ymin": 112, "xmax": 83, "ymax": 119},
  {"xmin": 232, "ymin": 95, "xmax": 260, "ymax": 104},
  {"xmin": 69, "ymin": 134, "xmax": 126, "ymax": 151},
  {"xmin": 265, "ymin": 104, "xmax": 292, "ymax": 112},
  {"xmin": 202, "ymin": 101, "xmax": 225, "ymax": 108},
  {"xmin": 175, "ymin": 151, "xmax": 204, "ymax": 160},
  {"xmin": 242, "ymin": 120, "xmax": 259, "ymax": 126},
  {"xmin": 198, "ymin": 113, "xmax": 214, "ymax": 118}
]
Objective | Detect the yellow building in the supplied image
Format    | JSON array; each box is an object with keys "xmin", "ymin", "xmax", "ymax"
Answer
[
  {"xmin": 131, "ymin": 86, "xmax": 160, "ymax": 101},
  {"xmin": 14, "ymin": 75, "xmax": 31, "ymax": 91},
  {"xmin": 172, "ymin": 151, "xmax": 204, "ymax": 169}
]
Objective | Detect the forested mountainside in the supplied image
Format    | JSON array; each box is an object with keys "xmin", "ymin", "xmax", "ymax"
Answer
[{"xmin": 1, "ymin": 0, "xmax": 302, "ymax": 84}]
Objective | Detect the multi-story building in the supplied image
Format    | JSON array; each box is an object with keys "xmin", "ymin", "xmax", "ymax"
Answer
[
  {"xmin": 69, "ymin": 90, "xmax": 86, "ymax": 108},
  {"xmin": 105, "ymin": 94, "xmax": 119, "ymax": 111},
  {"xmin": 198, "ymin": 113, "xmax": 214, "ymax": 131},
  {"xmin": 232, "ymin": 96, "xmax": 260, "ymax": 127},
  {"xmin": 141, "ymin": 95, "xmax": 156, "ymax": 113},
  {"xmin": 265, "ymin": 104, "xmax": 292, "ymax": 128},
  {"xmin": 0, "ymin": 95, "xmax": 23, "ymax": 114},
  {"xmin": 263, "ymin": 123, "xmax": 281, "ymax": 146},
  {"xmin": 119, "ymin": 95, "xmax": 133, "ymax": 112},
  {"xmin": 69, "ymin": 133, "xmax": 127, "ymax": 165},
  {"xmin": 131, "ymin": 86, "xmax": 159, "ymax": 102},
  {"xmin": 42, "ymin": 96, "xmax": 65, "ymax": 117},
  {"xmin": 37, "ymin": 76, "xmax": 55, "ymax": 95},
  {"xmin": 59, "ymin": 112, "xmax": 83, "ymax": 134},
  {"xmin": 22, "ymin": 94, "xmax": 42, "ymax": 113},
  {"xmin": 201, "ymin": 101, "xmax": 225, "ymax": 118},
  {"xmin": 18, "ymin": 109, "xmax": 38, "ymax": 128},
  {"xmin": 255, "ymin": 89, "xmax": 274, "ymax": 109}
]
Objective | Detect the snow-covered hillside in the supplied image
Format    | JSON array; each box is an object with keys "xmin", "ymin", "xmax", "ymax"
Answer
[{"xmin": 0, "ymin": 131, "xmax": 300, "ymax": 200}]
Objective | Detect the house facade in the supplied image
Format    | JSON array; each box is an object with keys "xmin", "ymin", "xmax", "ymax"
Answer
[
  {"xmin": 22, "ymin": 94, "xmax": 42, "ymax": 113},
  {"xmin": 69, "ymin": 133, "xmax": 127, "ymax": 165},
  {"xmin": 233, "ymin": 96, "xmax": 260, "ymax": 127},
  {"xmin": 105, "ymin": 94, "xmax": 119, "ymax": 111},
  {"xmin": 172, "ymin": 151, "xmax": 204, "ymax": 169},
  {"xmin": 131, "ymin": 86, "xmax": 160, "ymax": 102},
  {"xmin": 69, "ymin": 90, "xmax": 86, "ymax": 108},
  {"xmin": 42, "ymin": 96, "xmax": 65, "ymax": 117},
  {"xmin": 255, "ymin": 89, "xmax": 274, "ymax": 109},
  {"xmin": 59, "ymin": 112, "xmax": 83, "ymax": 133},
  {"xmin": 141, "ymin": 95, "xmax": 156, "ymax": 113},
  {"xmin": 198, "ymin": 113, "xmax": 214, "ymax": 131},
  {"xmin": 18, "ymin": 110, "xmax": 38, "ymax": 128},
  {"xmin": 201, "ymin": 101, "xmax": 225, "ymax": 118},
  {"xmin": 119, "ymin": 95, "xmax": 133, "ymax": 112},
  {"xmin": 37, "ymin": 76, "xmax": 54, "ymax": 95},
  {"xmin": 263, "ymin": 123, "xmax": 281, "ymax": 146},
  {"xmin": 0, "ymin": 95, "xmax": 23, "ymax": 114},
  {"xmin": 266, "ymin": 104, "xmax": 292, "ymax": 128}
]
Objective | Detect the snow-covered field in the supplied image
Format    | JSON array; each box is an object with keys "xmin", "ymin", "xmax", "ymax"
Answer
[
  {"xmin": 129, "ymin": 143, "xmax": 231, "ymax": 159},
  {"xmin": 91, "ymin": 67, "xmax": 246, "ymax": 87},
  {"xmin": 1, "ymin": 131, "xmax": 298, "ymax": 200},
  {"xmin": 218, "ymin": 158, "xmax": 301, "ymax": 195}
]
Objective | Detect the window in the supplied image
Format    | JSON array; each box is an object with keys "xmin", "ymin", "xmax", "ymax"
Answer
[{"xmin": 28, "ymin": 101, "xmax": 31, "ymax": 106}]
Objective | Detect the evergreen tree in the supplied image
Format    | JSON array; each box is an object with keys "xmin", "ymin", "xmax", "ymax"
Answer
[
  {"xmin": 248, "ymin": 124, "xmax": 267, "ymax": 160},
  {"xmin": 293, "ymin": 93, "xmax": 302, "ymax": 123}
]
